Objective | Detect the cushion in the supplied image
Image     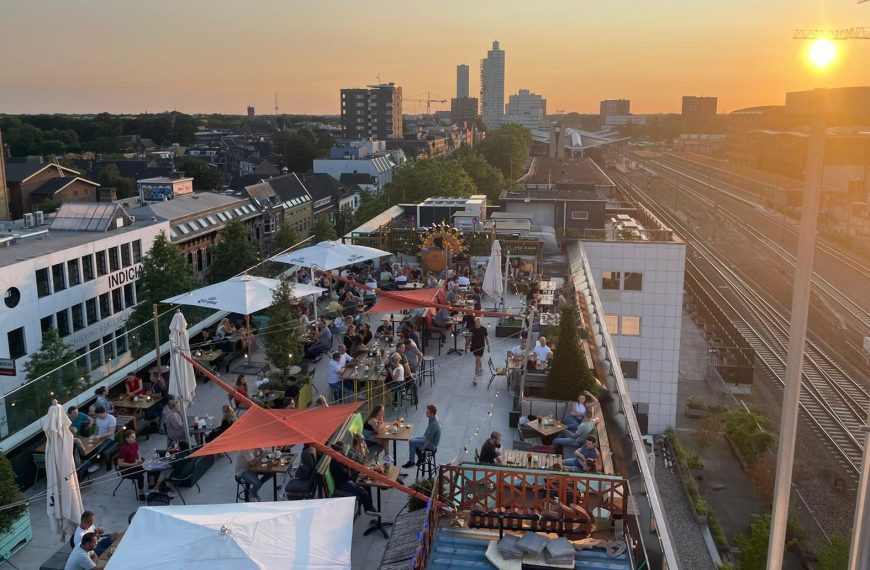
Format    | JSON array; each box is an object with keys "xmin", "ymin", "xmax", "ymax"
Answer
[
  {"xmin": 496, "ymin": 534, "xmax": 524, "ymax": 560},
  {"xmin": 544, "ymin": 537, "xmax": 575, "ymax": 562},
  {"xmin": 516, "ymin": 532, "xmax": 548, "ymax": 555}
]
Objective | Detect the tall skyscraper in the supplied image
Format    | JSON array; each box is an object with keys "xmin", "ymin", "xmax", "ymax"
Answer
[
  {"xmin": 480, "ymin": 40, "xmax": 505, "ymax": 130},
  {"xmin": 456, "ymin": 64, "xmax": 469, "ymax": 99},
  {"xmin": 340, "ymin": 83, "xmax": 403, "ymax": 140}
]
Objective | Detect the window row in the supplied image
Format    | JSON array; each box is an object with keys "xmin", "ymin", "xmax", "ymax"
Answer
[
  {"xmin": 74, "ymin": 329, "xmax": 129, "ymax": 373},
  {"xmin": 603, "ymin": 315, "xmax": 641, "ymax": 336},
  {"xmin": 601, "ymin": 271, "xmax": 643, "ymax": 292},
  {"xmin": 40, "ymin": 284, "xmax": 137, "ymax": 339},
  {"xmin": 35, "ymin": 240, "xmax": 142, "ymax": 298}
]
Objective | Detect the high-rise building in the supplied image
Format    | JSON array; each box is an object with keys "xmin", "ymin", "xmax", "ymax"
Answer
[
  {"xmin": 450, "ymin": 97, "xmax": 479, "ymax": 128},
  {"xmin": 600, "ymin": 99, "xmax": 630, "ymax": 119},
  {"xmin": 456, "ymin": 64, "xmax": 469, "ymax": 99},
  {"xmin": 480, "ymin": 40, "xmax": 505, "ymax": 130},
  {"xmin": 681, "ymin": 96, "xmax": 718, "ymax": 117},
  {"xmin": 247, "ymin": 105, "xmax": 255, "ymax": 118},
  {"xmin": 340, "ymin": 83, "xmax": 403, "ymax": 140},
  {"xmin": 503, "ymin": 89, "xmax": 546, "ymax": 130}
]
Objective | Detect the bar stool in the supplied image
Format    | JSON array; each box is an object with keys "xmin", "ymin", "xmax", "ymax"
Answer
[
  {"xmin": 416, "ymin": 448, "xmax": 437, "ymax": 480},
  {"xmin": 421, "ymin": 356, "xmax": 436, "ymax": 387},
  {"xmin": 235, "ymin": 475, "xmax": 252, "ymax": 502}
]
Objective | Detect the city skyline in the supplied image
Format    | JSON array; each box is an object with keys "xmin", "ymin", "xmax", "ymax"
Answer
[{"xmin": 0, "ymin": 0, "xmax": 866, "ymax": 116}]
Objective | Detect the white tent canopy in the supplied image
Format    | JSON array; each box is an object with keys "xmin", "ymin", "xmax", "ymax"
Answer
[
  {"xmin": 42, "ymin": 401, "xmax": 83, "ymax": 540},
  {"xmin": 481, "ymin": 239, "xmax": 504, "ymax": 307},
  {"xmin": 106, "ymin": 498, "xmax": 355, "ymax": 569},
  {"xmin": 162, "ymin": 275, "xmax": 325, "ymax": 315},
  {"xmin": 271, "ymin": 241, "xmax": 390, "ymax": 271}
]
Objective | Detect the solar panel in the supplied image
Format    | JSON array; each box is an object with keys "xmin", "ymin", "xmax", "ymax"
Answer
[{"xmin": 49, "ymin": 203, "xmax": 120, "ymax": 232}]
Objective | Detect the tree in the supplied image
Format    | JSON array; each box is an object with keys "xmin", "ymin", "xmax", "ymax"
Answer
[
  {"xmin": 263, "ymin": 279, "xmax": 303, "ymax": 377},
  {"xmin": 97, "ymin": 164, "xmax": 135, "ymax": 198},
  {"xmin": 735, "ymin": 514, "xmax": 771, "ymax": 570},
  {"xmin": 385, "ymin": 159, "xmax": 476, "ymax": 206},
  {"xmin": 816, "ymin": 534, "xmax": 850, "ymax": 570},
  {"xmin": 271, "ymin": 223, "xmax": 302, "ymax": 255},
  {"xmin": 178, "ymin": 157, "xmax": 224, "ymax": 191},
  {"xmin": 126, "ymin": 232, "xmax": 194, "ymax": 353},
  {"xmin": 312, "ymin": 215, "xmax": 337, "ymax": 242},
  {"xmin": 25, "ymin": 329, "xmax": 87, "ymax": 402},
  {"xmin": 545, "ymin": 306, "xmax": 597, "ymax": 400},
  {"xmin": 0, "ymin": 453, "xmax": 25, "ymax": 533},
  {"xmin": 692, "ymin": 413, "xmax": 724, "ymax": 459},
  {"xmin": 456, "ymin": 151, "xmax": 507, "ymax": 203},
  {"xmin": 273, "ymin": 128, "xmax": 334, "ymax": 173},
  {"xmin": 334, "ymin": 206, "xmax": 356, "ymax": 237},
  {"xmin": 207, "ymin": 219, "xmax": 258, "ymax": 284},
  {"xmin": 478, "ymin": 123, "xmax": 531, "ymax": 180}
]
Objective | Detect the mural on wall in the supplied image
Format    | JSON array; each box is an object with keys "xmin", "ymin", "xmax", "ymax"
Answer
[{"xmin": 141, "ymin": 185, "xmax": 173, "ymax": 202}]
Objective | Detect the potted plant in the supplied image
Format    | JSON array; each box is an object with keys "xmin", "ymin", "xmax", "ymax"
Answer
[
  {"xmin": 407, "ymin": 478, "xmax": 435, "ymax": 512},
  {"xmin": 0, "ymin": 453, "xmax": 30, "ymax": 560},
  {"xmin": 685, "ymin": 395, "xmax": 708, "ymax": 419}
]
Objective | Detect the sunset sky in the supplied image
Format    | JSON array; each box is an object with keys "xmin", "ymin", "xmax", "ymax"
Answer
[{"xmin": 0, "ymin": 0, "xmax": 866, "ymax": 116}]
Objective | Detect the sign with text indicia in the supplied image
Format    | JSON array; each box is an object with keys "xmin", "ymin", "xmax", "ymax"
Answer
[{"xmin": 108, "ymin": 264, "xmax": 142, "ymax": 288}]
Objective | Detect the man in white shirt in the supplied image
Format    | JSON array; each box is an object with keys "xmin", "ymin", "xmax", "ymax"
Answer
[
  {"xmin": 327, "ymin": 351, "xmax": 348, "ymax": 403},
  {"xmin": 533, "ymin": 336, "xmax": 553, "ymax": 363},
  {"xmin": 457, "ymin": 274, "xmax": 470, "ymax": 287},
  {"xmin": 73, "ymin": 511, "xmax": 116, "ymax": 556},
  {"xmin": 510, "ymin": 339, "xmax": 529, "ymax": 358},
  {"xmin": 65, "ymin": 531, "xmax": 97, "ymax": 570},
  {"xmin": 336, "ymin": 344, "xmax": 354, "ymax": 368},
  {"xmin": 92, "ymin": 407, "xmax": 116, "ymax": 438},
  {"xmin": 235, "ymin": 448, "xmax": 270, "ymax": 501}
]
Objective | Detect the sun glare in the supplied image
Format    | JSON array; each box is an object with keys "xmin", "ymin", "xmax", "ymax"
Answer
[{"xmin": 807, "ymin": 38, "xmax": 837, "ymax": 69}]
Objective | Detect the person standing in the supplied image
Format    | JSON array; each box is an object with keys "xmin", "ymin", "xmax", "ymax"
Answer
[
  {"xmin": 468, "ymin": 317, "xmax": 490, "ymax": 382},
  {"xmin": 403, "ymin": 405, "xmax": 441, "ymax": 468}
]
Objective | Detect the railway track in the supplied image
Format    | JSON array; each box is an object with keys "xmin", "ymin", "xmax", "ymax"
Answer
[
  {"xmin": 639, "ymin": 153, "xmax": 870, "ymax": 335},
  {"xmin": 610, "ymin": 167, "xmax": 867, "ymax": 478}
]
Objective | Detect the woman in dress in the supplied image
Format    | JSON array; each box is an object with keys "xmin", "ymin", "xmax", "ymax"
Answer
[
  {"xmin": 124, "ymin": 374, "xmax": 144, "ymax": 397},
  {"xmin": 230, "ymin": 375, "xmax": 250, "ymax": 410},
  {"xmin": 116, "ymin": 430, "xmax": 146, "ymax": 501},
  {"xmin": 363, "ymin": 405, "xmax": 390, "ymax": 461},
  {"xmin": 347, "ymin": 433, "xmax": 369, "ymax": 465}
]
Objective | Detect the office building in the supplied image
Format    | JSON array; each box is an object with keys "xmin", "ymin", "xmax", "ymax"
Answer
[
  {"xmin": 503, "ymin": 89, "xmax": 547, "ymax": 130},
  {"xmin": 340, "ymin": 83, "xmax": 403, "ymax": 140},
  {"xmin": 456, "ymin": 64, "xmax": 469, "ymax": 99},
  {"xmin": 0, "ymin": 203, "xmax": 168, "ymax": 400},
  {"xmin": 480, "ymin": 41, "xmax": 505, "ymax": 130},
  {"xmin": 600, "ymin": 99, "xmax": 630, "ymax": 119},
  {"xmin": 681, "ymin": 96, "xmax": 718, "ymax": 117},
  {"xmin": 450, "ymin": 97, "xmax": 479, "ymax": 128},
  {"xmin": 313, "ymin": 141, "xmax": 403, "ymax": 190}
]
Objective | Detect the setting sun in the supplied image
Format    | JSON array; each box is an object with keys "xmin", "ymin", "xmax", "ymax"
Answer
[{"xmin": 807, "ymin": 38, "xmax": 837, "ymax": 69}]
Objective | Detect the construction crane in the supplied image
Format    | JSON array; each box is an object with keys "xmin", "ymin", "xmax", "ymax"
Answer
[
  {"xmin": 405, "ymin": 91, "xmax": 447, "ymax": 116},
  {"xmin": 794, "ymin": 27, "xmax": 870, "ymax": 39}
]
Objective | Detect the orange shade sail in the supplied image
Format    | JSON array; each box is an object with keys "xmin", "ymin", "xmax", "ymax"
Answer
[{"xmin": 365, "ymin": 287, "xmax": 440, "ymax": 315}]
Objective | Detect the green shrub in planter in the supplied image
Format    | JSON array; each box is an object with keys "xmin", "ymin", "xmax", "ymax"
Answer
[
  {"xmin": 545, "ymin": 307, "xmax": 596, "ymax": 400},
  {"xmin": 0, "ymin": 454, "xmax": 25, "ymax": 534},
  {"xmin": 407, "ymin": 478, "xmax": 434, "ymax": 512}
]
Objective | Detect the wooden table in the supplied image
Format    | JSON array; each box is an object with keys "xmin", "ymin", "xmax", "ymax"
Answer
[
  {"xmin": 250, "ymin": 452, "xmax": 296, "ymax": 501},
  {"xmin": 113, "ymin": 395, "xmax": 160, "ymax": 418},
  {"xmin": 357, "ymin": 464, "xmax": 401, "ymax": 538},
  {"xmin": 195, "ymin": 349, "xmax": 223, "ymax": 364},
  {"xmin": 252, "ymin": 389, "xmax": 282, "ymax": 407},
  {"xmin": 35, "ymin": 415, "xmax": 134, "ymax": 455},
  {"xmin": 501, "ymin": 448, "xmax": 564, "ymax": 470},
  {"xmin": 96, "ymin": 532, "xmax": 124, "ymax": 568},
  {"xmin": 398, "ymin": 282, "xmax": 424, "ymax": 290},
  {"xmin": 525, "ymin": 417, "xmax": 567, "ymax": 441},
  {"xmin": 378, "ymin": 423, "xmax": 414, "ymax": 465},
  {"xmin": 341, "ymin": 342, "xmax": 391, "ymax": 411}
]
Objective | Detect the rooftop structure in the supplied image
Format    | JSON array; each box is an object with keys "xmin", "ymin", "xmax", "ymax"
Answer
[
  {"xmin": 480, "ymin": 41, "xmax": 506, "ymax": 130},
  {"xmin": 681, "ymin": 95, "xmax": 718, "ymax": 118},
  {"xmin": 136, "ymin": 175, "xmax": 194, "ymax": 203}
]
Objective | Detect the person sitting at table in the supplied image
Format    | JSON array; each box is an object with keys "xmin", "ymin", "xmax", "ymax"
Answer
[
  {"xmin": 304, "ymin": 324, "xmax": 332, "ymax": 360},
  {"xmin": 402, "ymin": 338, "xmax": 423, "ymax": 377},
  {"xmin": 239, "ymin": 315, "xmax": 257, "ymax": 353},
  {"xmin": 116, "ymin": 430, "xmax": 147, "ymax": 501},
  {"xmin": 394, "ymin": 271, "xmax": 408, "ymax": 285},
  {"xmin": 329, "ymin": 442, "xmax": 379, "ymax": 517},
  {"xmin": 363, "ymin": 405, "xmax": 390, "ymax": 462},
  {"xmin": 563, "ymin": 436, "xmax": 601, "ymax": 473},
  {"xmin": 215, "ymin": 318, "xmax": 236, "ymax": 353},
  {"xmin": 532, "ymin": 336, "xmax": 553, "ymax": 365},
  {"xmin": 164, "ymin": 400, "xmax": 186, "ymax": 446},
  {"xmin": 426, "ymin": 272, "xmax": 438, "ymax": 289},
  {"xmin": 552, "ymin": 409, "xmax": 598, "ymax": 452},
  {"xmin": 93, "ymin": 406, "xmax": 116, "ymax": 440},
  {"xmin": 65, "ymin": 530, "xmax": 98, "ymax": 570},
  {"xmin": 284, "ymin": 443, "xmax": 317, "ymax": 498},
  {"xmin": 526, "ymin": 281, "xmax": 541, "ymax": 304},
  {"xmin": 235, "ymin": 448, "xmax": 271, "ymax": 502},
  {"xmin": 334, "ymin": 315, "xmax": 350, "ymax": 336},
  {"xmin": 349, "ymin": 331, "xmax": 367, "ymax": 357},
  {"xmin": 73, "ymin": 510, "xmax": 119, "ymax": 557},
  {"xmin": 314, "ymin": 394, "xmax": 329, "ymax": 407},
  {"xmin": 432, "ymin": 307, "xmax": 452, "ymax": 333},
  {"xmin": 94, "ymin": 386, "xmax": 115, "ymax": 415},
  {"xmin": 124, "ymin": 374, "xmax": 144, "ymax": 397},
  {"xmin": 206, "ymin": 405, "xmax": 235, "ymax": 443},
  {"xmin": 386, "ymin": 353, "xmax": 405, "ymax": 404},
  {"xmin": 230, "ymin": 375, "xmax": 250, "ymax": 411},
  {"xmin": 347, "ymin": 433, "xmax": 369, "ymax": 465},
  {"xmin": 284, "ymin": 376, "xmax": 300, "ymax": 403},
  {"xmin": 342, "ymin": 322, "xmax": 356, "ymax": 352},
  {"xmin": 144, "ymin": 375, "xmax": 169, "ymax": 422},
  {"xmin": 509, "ymin": 339, "xmax": 529, "ymax": 359},
  {"xmin": 324, "ymin": 297, "xmax": 344, "ymax": 317},
  {"xmin": 68, "ymin": 406, "xmax": 93, "ymax": 436},
  {"xmin": 457, "ymin": 273, "xmax": 471, "ymax": 287},
  {"xmin": 402, "ymin": 404, "xmax": 441, "ymax": 469},
  {"xmin": 445, "ymin": 282, "xmax": 461, "ymax": 304},
  {"xmin": 341, "ymin": 289, "xmax": 362, "ymax": 316},
  {"xmin": 402, "ymin": 325, "xmax": 421, "ymax": 350},
  {"xmin": 376, "ymin": 317, "xmax": 392, "ymax": 339},
  {"xmin": 563, "ymin": 393, "xmax": 589, "ymax": 431},
  {"xmin": 360, "ymin": 322, "xmax": 373, "ymax": 345},
  {"xmin": 478, "ymin": 431, "xmax": 502, "ymax": 464},
  {"xmin": 151, "ymin": 440, "xmax": 192, "ymax": 496}
]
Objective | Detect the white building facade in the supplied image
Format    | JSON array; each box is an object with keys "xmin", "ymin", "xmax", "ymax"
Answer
[
  {"xmin": 480, "ymin": 40, "xmax": 505, "ymax": 130},
  {"xmin": 579, "ymin": 231, "xmax": 685, "ymax": 433},
  {"xmin": 0, "ymin": 211, "xmax": 168, "ymax": 396}
]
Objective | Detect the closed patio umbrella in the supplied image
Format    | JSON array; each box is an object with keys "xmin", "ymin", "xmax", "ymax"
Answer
[
  {"xmin": 481, "ymin": 239, "xmax": 504, "ymax": 309},
  {"xmin": 42, "ymin": 401, "xmax": 83, "ymax": 540},
  {"xmin": 169, "ymin": 311, "xmax": 196, "ymax": 445}
]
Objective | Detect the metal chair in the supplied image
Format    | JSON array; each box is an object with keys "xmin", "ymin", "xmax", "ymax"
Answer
[
  {"xmin": 416, "ymin": 448, "xmax": 437, "ymax": 481},
  {"xmin": 167, "ymin": 457, "xmax": 199, "ymax": 505},
  {"xmin": 32, "ymin": 452, "xmax": 46, "ymax": 486},
  {"xmin": 487, "ymin": 358, "xmax": 507, "ymax": 390},
  {"xmin": 235, "ymin": 475, "xmax": 252, "ymax": 503}
]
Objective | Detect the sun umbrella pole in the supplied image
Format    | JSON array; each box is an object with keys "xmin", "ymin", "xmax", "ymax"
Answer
[{"xmin": 153, "ymin": 304, "xmax": 162, "ymax": 368}]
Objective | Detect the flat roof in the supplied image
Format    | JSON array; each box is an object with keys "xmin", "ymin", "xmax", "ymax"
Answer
[
  {"xmin": 522, "ymin": 156, "xmax": 610, "ymax": 187},
  {"xmin": 137, "ymin": 176, "xmax": 194, "ymax": 184}
]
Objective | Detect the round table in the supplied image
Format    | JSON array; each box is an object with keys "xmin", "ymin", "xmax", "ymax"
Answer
[
  {"xmin": 288, "ymin": 366, "xmax": 302, "ymax": 376},
  {"xmin": 143, "ymin": 459, "xmax": 171, "ymax": 472}
]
